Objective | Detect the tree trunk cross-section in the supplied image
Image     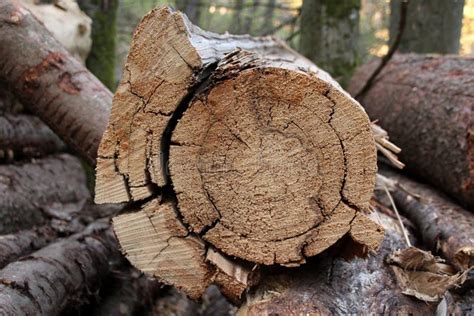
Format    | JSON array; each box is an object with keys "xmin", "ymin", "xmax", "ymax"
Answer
[{"xmin": 96, "ymin": 6, "xmax": 383, "ymax": 300}]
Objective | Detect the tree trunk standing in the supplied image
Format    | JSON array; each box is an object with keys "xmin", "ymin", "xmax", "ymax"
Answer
[
  {"xmin": 299, "ymin": 0, "xmax": 361, "ymax": 86},
  {"xmin": 77, "ymin": 0, "xmax": 118, "ymax": 90},
  {"xmin": 260, "ymin": 0, "xmax": 276, "ymax": 35},
  {"xmin": 174, "ymin": 0, "xmax": 202, "ymax": 25},
  {"xmin": 389, "ymin": 0, "xmax": 465, "ymax": 54},
  {"xmin": 230, "ymin": 0, "xmax": 245, "ymax": 34},
  {"xmin": 348, "ymin": 54, "xmax": 474, "ymax": 209},
  {"xmin": 0, "ymin": 0, "xmax": 112, "ymax": 166}
]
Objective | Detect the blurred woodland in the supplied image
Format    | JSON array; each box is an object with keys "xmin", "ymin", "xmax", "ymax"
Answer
[{"xmin": 83, "ymin": 0, "xmax": 474, "ymax": 88}]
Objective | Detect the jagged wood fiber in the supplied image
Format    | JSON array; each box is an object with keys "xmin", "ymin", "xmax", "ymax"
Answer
[{"xmin": 96, "ymin": 6, "xmax": 382, "ymax": 300}]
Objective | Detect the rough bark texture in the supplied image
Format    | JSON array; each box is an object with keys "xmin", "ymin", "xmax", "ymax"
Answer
[
  {"xmin": 0, "ymin": 226, "xmax": 56, "ymax": 269},
  {"xmin": 238, "ymin": 211, "xmax": 438, "ymax": 315},
  {"xmin": 379, "ymin": 167, "xmax": 474, "ymax": 271},
  {"xmin": 82, "ymin": 264, "xmax": 162, "ymax": 316},
  {"xmin": 390, "ymin": 0, "xmax": 465, "ymax": 54},
  {"xmin": 0, "ymin": 83, "xmax": 22, "ymax": 114},
  {"xmin": 348, "ymin": 54, "xmax": 474, "ymax": 208},
  {"xmin": 0, "ymin": 114, "xmax": 65, "ymax": 161},
  {"xmin": 299, "ymin": 0, "xmax": 360, "ymax": 85},
  {"xmin": 0, "ymin": 221, "xmax": 118, "ymax": 315},
  {"xmin": 96, "ymin": 6, "xmax": 382, "ymax": 300},
  {"xmin": 0, "ymin": 154, "xmax": 90, "ymax": 234},
  {"xmin": 152, "ymin": 286, "xmax": 237, "ymax": 316},
  {"xmin": 0, "ymin": 0, "xmax": 112, "ymax": 165}
]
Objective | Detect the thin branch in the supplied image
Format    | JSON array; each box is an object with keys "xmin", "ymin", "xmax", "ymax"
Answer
[
  {"xmin": 383, "ymin": 184, "xmax": 412, "ymax": 247},
  {"xmin": 355, "ymin": 0, "xmax": 409, "ymax": 100}
]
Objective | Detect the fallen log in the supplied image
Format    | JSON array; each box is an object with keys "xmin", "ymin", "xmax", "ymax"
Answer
[
  {"xmin": 0, "ymin": 220, "xmax": 118, "ymax": 315},
  {"xmin": 0, "ymin": 154, "xmax": 90, "ymax": 234},
  {"xmin": 152, "ymin": 286, "xmax": 236, "ymax": 316},
  {"xmin": 0, "ymin": 114, "xmax": 65, "ymax": 161},
  {"xmin": 82, "ymin": 263, "xmax": 162, "ymax": 316},
  {"xmin": 0, "ymin": 226, "xmax": 56, "ymax": 269},
  {"xmin": 348, "ymin": 54, "xmax": 474, "ymax": 208},
  {"xmin": 377, "ymin": 167, "xmax": 474, "ymax": 271},
  {"xmin": 0, "ymin": 83, "xmax": 22, "ymax": 114},
  {"xmin": 101, "ymin": 6, "xmax": 384, "ymax": 300},
  {"xmin": 0, "ymin": 0, "xmax": 112, "ymax": 165},
  {"xmin": 237, "ymin": 210, "xmax": 438, "ymax": 315}
]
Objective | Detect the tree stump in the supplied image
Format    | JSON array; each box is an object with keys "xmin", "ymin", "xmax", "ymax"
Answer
[{"xmin": 95, "ymin": 7, "xmax": 383, "ymax": 300}]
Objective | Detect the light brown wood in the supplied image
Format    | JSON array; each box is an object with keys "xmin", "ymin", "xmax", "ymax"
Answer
[{"xmin": 99, "ymin": 6, "xmax": 382, "ymax": 300}]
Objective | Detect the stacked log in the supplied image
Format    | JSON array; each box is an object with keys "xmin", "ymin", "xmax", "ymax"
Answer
[
  {"xmin": 94, "ymin": 6, "xmax": 385, "ymax": 301},
  {"xmin": 0, "ymin": 0, "xmax": 472, "ymax": 314},
  {"xmin": 349, "ymin": 54, "xmax": 474, "ymax": 209}
]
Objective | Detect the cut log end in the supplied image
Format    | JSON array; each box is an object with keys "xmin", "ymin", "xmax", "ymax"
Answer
[
  {"xmin": 96, "ymin": 6, "xmax": 383, "ymax": 300},
  {"xmin": 170, "ymin": 59, "xmax": 379, "ymax": 265}
]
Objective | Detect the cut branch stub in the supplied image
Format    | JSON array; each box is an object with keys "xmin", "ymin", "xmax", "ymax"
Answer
[{"xmin": 95, "ymin": 6, "xmax": 383, "ymax": 300}]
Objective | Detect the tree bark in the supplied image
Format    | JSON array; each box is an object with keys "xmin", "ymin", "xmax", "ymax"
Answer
[
  {"xmin": 389, "ymin": 0, "xmax": 465, "ymax": 54},
  {"xmin": 0, "ymin": 221, "xmax": 118, "ymax": 315},
  {"xmin": 97, "ymin": 6, "xmax": 383, "ymax": 300},
  {"xmin": 238, "ymin": 209, "xmax": 438, "ymax": 315},
  {"xmin": 378, "ymin": 167, "xmax": 474, "ymax": 271},
  {"xmin": 0, "ymin": 226, "xmax": 56, "ymax": 269},
  {"xmin": 77, "ymin": 0, "xmax": 119, "ymax": 90},
  {"xmin": 81, "ymin": 264, "xmax": 162, "ymax": 316},
  {"xmin": 0, "ymin": 154, "xmax": 90, "ymax": 234},
  {"xmin": 0, "ymin": 114, "xmax": 65, "ymax": 161},
  {"xmin": 299, "ymin": 0, "xmax": 361, "ymax": 86},
  {"xmin": 348, "ymin": 54, "xmax": 474, "ymax": 209},
  {"xmin": 0, "ymin": 0, "xmax": 112, "ymax": 166}
]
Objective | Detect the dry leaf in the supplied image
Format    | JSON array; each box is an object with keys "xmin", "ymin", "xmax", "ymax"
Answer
[{"xmin": 387, "ymin": 247, "xmax": 469, "ymax": 302}]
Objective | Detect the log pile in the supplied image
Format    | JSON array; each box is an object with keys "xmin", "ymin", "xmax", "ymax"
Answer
[
  {"xmin": 94, "ymin": 6, "xmax": 386, "ymax": 301},
  {"xmin": 349, "ymin": 54, "xmax": 474, "ymax": 209},
  {"xmin": 0, "ymin": 0, "xmax": 472, "ymax": 314}
]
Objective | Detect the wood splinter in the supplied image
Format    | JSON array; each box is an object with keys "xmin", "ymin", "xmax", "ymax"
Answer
[{"xmin": 95, "ymin": 6, "xmax": 384, "ymax": 300}]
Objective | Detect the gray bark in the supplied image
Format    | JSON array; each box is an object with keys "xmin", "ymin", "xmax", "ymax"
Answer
[
  {"xmin": 299, "ymin": 0, "xmax": 361, "ymax": 86},
  {"xmin": 389, "ymin": 0, "xmax": 465, "ymax": 54}
]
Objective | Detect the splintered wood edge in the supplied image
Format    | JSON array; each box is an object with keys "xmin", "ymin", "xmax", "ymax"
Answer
[
  {"xmin": 112, "ymin": 200, "xmax": 255, "ymax": 300},
  {"xmin": 97, "ymin": 6, "xmax": 383, "ymax": 300},
  {"xmin": 95, "ymin": 6, "xmax": 204, "ymax": 203}
]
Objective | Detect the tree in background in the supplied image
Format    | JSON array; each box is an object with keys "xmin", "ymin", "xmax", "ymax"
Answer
[
  {"xmin": 175, "ymin": 0, "xmax": 202, "ymax": 24},
  {"xmin": 299, "ymin": 0, "xmax": 361, "ymax": 86},
  {"xmin": 78, "ymin": 0, "xmax": 118, "ymax": 90},
  {"xmin": 390, "ymin": 0, "xmax": 465, "ymax": 54}
]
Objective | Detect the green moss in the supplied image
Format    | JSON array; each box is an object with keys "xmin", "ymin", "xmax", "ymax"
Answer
[
  {"xmin": 325, "ymin": 0, "xmax": 361, "ymax": 19},
  {"xmin": 80, "ymin": 0, "xmax": 118, "ymax": 91}
]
